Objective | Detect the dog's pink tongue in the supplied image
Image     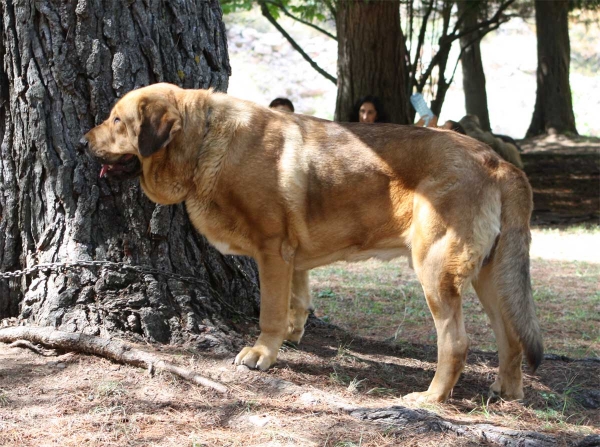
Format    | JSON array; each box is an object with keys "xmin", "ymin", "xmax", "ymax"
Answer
[{"xmin": 99, "ymin": 165, "xmax": 109, "ymax": 178}]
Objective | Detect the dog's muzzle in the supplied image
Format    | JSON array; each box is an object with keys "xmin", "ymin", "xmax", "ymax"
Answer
[
  {"xmin": 96, "ymin": 154, "xmax": 142, "ymax": 179},
  {"xmin": 81, "ymin": 137, "xmax": 142, "ymax": 180}
]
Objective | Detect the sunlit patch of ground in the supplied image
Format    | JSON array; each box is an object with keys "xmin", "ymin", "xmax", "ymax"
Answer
[{"xmin": 530, "ymin": 227, "xmax": 600, "ymax": 263}]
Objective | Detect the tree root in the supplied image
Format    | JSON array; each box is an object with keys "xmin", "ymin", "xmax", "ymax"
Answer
[
  {"xmin": 8, "ymin": 339, "xmax": 58, "ymax": 356},
  {"xmin": 0, "ymin": 326, "xmax": 228, "ymax": 394},
  {"xmin": 351, "ymin": 406, "xmax": 559, "ymax": 447},
  {"xmin": 1, "ymin": 326, "xmax": 594, "ymax": 446},
  {"xmin": 245, "ymin": 373, "xmax": 566, "ymax": 447}
]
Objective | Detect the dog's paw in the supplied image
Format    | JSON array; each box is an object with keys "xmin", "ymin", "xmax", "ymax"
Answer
[
  {"xmin": 403, "ymin": 390, "xmax": 448, "ymax": 404},
  {"xmin": 487, "ymin": 388, "xmax": 501, "ymax": 403},
  {"xmin": 487, "ymin": 380, "xmax": 502, "ymax": 402},
  {"xmin": 488, "ymin": 378, "xmax": 524, "ymax": 401},
  {"xmin": 285, "ymin": 326, "xmax": 305, "ymax": 344},
  {"xmin": 234, "ymin": 346, "xmax": 276, "ymax": 371}
]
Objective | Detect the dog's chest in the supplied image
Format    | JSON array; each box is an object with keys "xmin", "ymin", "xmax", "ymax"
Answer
[{"xmin": 185, "ymin": 199, "xmax": 251, "ymax": 256}]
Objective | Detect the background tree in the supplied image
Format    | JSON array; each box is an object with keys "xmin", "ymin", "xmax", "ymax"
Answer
[
  {"xmin": 0, "ymin": 0, "xmax": 258, "ymax": 348},
  {"xmin": 221, "ymin": 0, "xmax": 515, "ymax": 123},
  {"xmin": 526, "ymin": 0, "xmax": 578, "ymax": 136},
  {"xmin": 257, "ymin": 0, "xmax": 337, "ymax": 84},
  {"xmin": 405, "ymin": 0, "xmax": 515, "ymax": 119},
  {"xmin": 457, "ymin": 0, "xmax": 491, "ymax": 131},
  {"xmin": 334, "ymin": 0, "xmax": 409, "ymax": 124}
]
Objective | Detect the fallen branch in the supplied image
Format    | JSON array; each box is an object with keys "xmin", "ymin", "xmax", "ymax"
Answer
[
  {"xmin": 8, "ymin": 339, "xmax": 58, "ymax": 356},
  {"xmin": 0, "ymin": 326, "xmax": 228, "ymax": 394},
  {"xmin": 352, "ymin": 406, "xmax": 557, "ymax": 447},
  {"xmin": 242, "ymin": 370, "xmax": 562, "ymax": 447}
]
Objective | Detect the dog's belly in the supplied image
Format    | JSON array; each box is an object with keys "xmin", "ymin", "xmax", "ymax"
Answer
[
  {"xmin": 210, "ymin": 239, "xmax": 248, "ymax": 256},
  {"xmin": 294, "ymin": 245, "xmax": 411, "ymax": 271},
  {"xmin": 344, "ymin": 246, "xmax": 410, "ymax": 262}
]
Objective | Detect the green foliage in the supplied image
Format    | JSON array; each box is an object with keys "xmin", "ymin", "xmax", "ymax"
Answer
[
  {"xmin": 220, "ymin": 0, "xmax": 254, "ymax": 15},
  {"xmin": 569, "ymin": 0, "xmax": 600, "ymax": 11},
  {"xmin": 220, "ymin": 0, "xmax": 331, "ymax": 21},
  {"xmin": 285, "ymin": 0, "xmax": 330, "ymax": 21}
]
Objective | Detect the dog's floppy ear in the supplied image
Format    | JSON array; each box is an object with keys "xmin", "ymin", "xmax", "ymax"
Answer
[{"xmin": 137, "ymin": 99, "xmax": 182, "ymax": 157}]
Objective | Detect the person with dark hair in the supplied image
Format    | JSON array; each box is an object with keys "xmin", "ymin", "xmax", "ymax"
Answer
[
  {"xmin": 440, "ymin": 119, "xmax": 467, "ymax": 135},
  {"xmin": 269, "ymin": 97, "xmax": 294, "ymax": 113},
  {"xmin": 414, "ymin": 113, "xmax": 466, "ymax": 135},
  {"xmin": 350, "ymin": 95, "xmax": 388, "ymax": 123}
]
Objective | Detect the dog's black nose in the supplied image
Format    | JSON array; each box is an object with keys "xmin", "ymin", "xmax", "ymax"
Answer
[{"xmin": 79, "ymin": 136, "xmax": 90, "ymax": 154}]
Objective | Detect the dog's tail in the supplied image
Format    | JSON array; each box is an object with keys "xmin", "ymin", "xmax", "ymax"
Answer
[{"xmin": 493, "ymin": 166, "xmax": 544, "ymax": 371}]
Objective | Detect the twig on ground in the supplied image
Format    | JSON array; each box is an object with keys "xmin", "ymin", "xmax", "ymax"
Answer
[
  {"xmin": 0, "ymin": 326, "xmax": 228, "ymax": 394},
  {"xmin": 8, "ymin": 339, "xmax": 58, "ymax": 356}
]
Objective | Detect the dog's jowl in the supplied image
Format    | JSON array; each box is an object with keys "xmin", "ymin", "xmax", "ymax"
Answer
[{"xmin": 84, "ymin": 83, "xmax": 543, "ymax": 403}]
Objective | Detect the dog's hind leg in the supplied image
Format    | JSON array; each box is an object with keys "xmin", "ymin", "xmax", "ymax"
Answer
[
  {"xmin": 235, "ymin": 253, "xmax": 293, "ymax": 370},
  {"xmin": 472, "ymin": 264, "xmax": 525, "ymax": 400},
  {"xmin": 404, "ymin": 230, "xmax": 472, "ymax": 403},
  {"xmin": 286, "ymin": 270, "xmax": 312, "ymax": 344},
  {"xmin": 470, "ymin": 168, "xmax": 543, "ymax": 401}
]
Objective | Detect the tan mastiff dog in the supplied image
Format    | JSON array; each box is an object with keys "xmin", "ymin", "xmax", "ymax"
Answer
[{"xmin": 84, "ymin": 83, "xmax": 543, "ymax": 403}]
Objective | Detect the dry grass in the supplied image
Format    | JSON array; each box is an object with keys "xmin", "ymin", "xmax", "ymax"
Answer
[
  {"xmin": 311, "ymin": 226, "xmax": 600, "ymax": 358},
  {"xmin": 1, "ymin": 227, "xmax": 598, "ymax": 446},
  {"xmin": 1, "ymin": 287, "xmax": 598, "ymax": 447},
  {"xmin": 0, "ymin": 345, "xmax": 489, "ymax": 447},
  {"xmin": 2, "ymin": 159, "xmax": 598, "ymax": 446}
]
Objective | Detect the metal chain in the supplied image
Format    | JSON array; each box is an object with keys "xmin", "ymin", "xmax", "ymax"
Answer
[
  {"xmin": 0, "ymin": 258, "xmax": 258, "ymax": 288},
  {"xmin": 0, "ymin": 259, "xmax": 260, "ymax": 319},
  {"xmin": 0, "ymin": 260, "xmax": 209, "ymax": 285}
]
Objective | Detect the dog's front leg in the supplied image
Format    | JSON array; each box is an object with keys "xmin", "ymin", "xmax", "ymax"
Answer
[
  {"xmin": 286, "ymin": 270, "xmax": 311, "ymax": 344},
  {"xmin": 235, "ymin": 253, "xmax": 293, "ymax": 370}
]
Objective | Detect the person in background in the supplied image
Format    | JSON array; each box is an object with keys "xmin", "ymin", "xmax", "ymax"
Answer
[
  {"xmin": 458, "ymin": 115, "xmax": 523, "ymax": 168},
  {"xmin": 350, "ymin": 95, "xmax": 388, "ymax": 123},
  {"xmin": 269, "ymin": 97, "xmax": 295, "ymax": 113},
  {"xmin": 415, "ymin": 113, "xmax": 468, "ymax": 135},
  {"xmin": 439, "ymin": 119, "xmax": 467, "ymax": 135}
]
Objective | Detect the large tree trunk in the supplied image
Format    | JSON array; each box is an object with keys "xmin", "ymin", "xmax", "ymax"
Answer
[
  {"xmin": 0, "ymin": 0, "xmax": 259, "ymax": 349},
  {"xmin": 526, "ymin": 0, "xmax": 578, "ymax": 137},
  {"xmin": 457, "ymin": 0, "xmax": 491, "ymax": 132},
  {"xmin": 334, "ymin": 0, "xmax": 410, "ymax": 124}
]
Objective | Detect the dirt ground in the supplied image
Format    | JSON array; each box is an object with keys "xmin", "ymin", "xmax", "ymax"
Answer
[{"xmin": 0, "ymin": 136, "xmax": 598, "ymax": 447}]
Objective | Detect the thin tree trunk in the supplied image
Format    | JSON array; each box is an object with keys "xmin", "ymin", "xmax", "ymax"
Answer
[
  {"xmin": 526, "ymin": 0, "xmax": 578, "ymax": 137},
  {"xmin": 334, "ymin": 0, "xmax": 410, "ymax": 124},
  {"xmin": 428, "ymin": 44, "xmax": 452, "ymax": 118},
  {"xmin": 457, "ymin": 0, "xmax": 491, "ymax": 132},
  {"xmin": 0, "ymin": 0, "xmax": 258, "ymax": 349}
]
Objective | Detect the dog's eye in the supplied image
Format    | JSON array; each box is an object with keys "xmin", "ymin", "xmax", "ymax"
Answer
[{"xmin": 113, "ymin": 117, "xmax": 121, "ymax": 125}]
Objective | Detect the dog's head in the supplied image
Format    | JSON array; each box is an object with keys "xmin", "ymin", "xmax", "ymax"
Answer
[{"xmin": 83, "ymin": 83, "xmax": 183, "ymax": 180}]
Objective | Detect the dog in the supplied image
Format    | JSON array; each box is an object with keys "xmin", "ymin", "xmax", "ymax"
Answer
[
  {"xmin": 458, "ymin": 115, "xmax": 523, "ymax": 168},
  {"xmin": 416, "ymin": 115, "xmax": 523, "ymax": 168},
  {"xmin": 84, "ymin": 83, "xmax": 543, "ymax": 403}
]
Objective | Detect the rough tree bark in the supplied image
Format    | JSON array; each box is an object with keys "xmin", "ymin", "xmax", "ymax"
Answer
[
  {"xmin": 526, "ymin": 0, "xmax": 578, "ymax": 137},
  {"xmin": 0, "ymin": 0, "xmax": 259, "ymax": 350},
  {"xmin": 334, "ymin": 0, "xmax": 410, "ymax": 124},
  {"xmin": 457, "ymin": 0, "xmax": 491, "ymax": 132}
]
